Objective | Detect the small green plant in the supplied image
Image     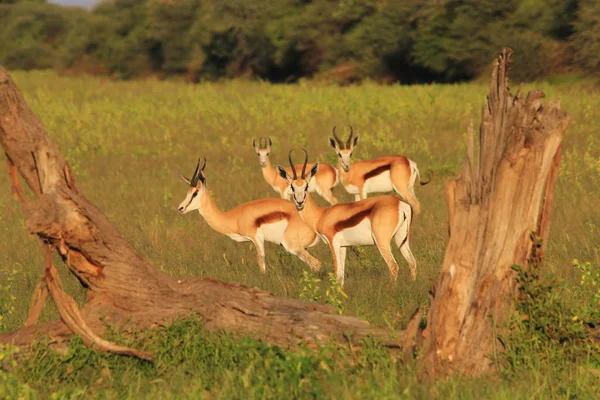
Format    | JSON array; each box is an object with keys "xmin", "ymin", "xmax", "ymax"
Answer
[
  {"xmin": 573, "ymin": 259, "xmax": 600, "ymax": 302},
  {"xmin": 1, "ymin": 344, "xmax": 35, "ymax": 399},
  {"xmin": 0, "ymin": 270, "xmax": 36, "ymax": 399},
  {"xmin": 0, "ymin": 269, "xmax": 17, "ymax": 332},
  {"xmin": 500, "ymin": 265, "xmax": 600, "ymax": 377},
  {"xmin": 324, "ymin": 273, "xmax": 348, "ymax": 315},
  {"xmin": 299, "ymin": 272, "xmax": 347, "ymax": 314},
  {"xmin": 299, "ymin": 271, "xmax": 321, "ymax": 303},
  {"xmin": 572, "ymin": 259, "xmax": 600, "ymax": 321}
]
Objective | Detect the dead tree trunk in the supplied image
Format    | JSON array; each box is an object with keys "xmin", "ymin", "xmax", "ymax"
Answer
[
  {"xmin": 0, "ymin": 67, "xmax": 402, "ymax": 357},
  {"xmin": 414, "ymin": 49, "xmax": 569, "ymax": 377}
]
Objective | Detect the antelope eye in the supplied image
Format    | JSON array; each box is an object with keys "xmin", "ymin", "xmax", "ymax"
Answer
[
  {"xmin": 191, "ymin": 191, "xmax": 198, "ymax": 199},
  {"xmin": 338, "ymin": 154, "xmax": 342, "ymax": 158}
]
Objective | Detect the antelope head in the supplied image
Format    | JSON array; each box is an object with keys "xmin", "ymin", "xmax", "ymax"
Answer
[
  {"xmin": 328, "ymin": 125, "xmax": 359, "ymax": 172},
  {"xmin": 276, "ymin": 149, "xmax": 318, "ymax": 211},
  {"xmin": 177, "ymin": 157, "xmax": 207, "ymax": 214},
  {"xmin": 252, "ymin": 136, "xmax": 272, "ymax": 168}
]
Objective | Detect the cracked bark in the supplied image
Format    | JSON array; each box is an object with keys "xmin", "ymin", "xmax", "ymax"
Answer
[{"xmin": 409, "ymin": 48, "xmax": 569, "ymax": 377}]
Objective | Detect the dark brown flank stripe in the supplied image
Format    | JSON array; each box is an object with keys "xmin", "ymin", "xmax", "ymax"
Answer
[
  {"xmin": 363, "ymin": 163, "xmax": 391, "ymax": 181},
  {"xmin": 255, "ymin": 212, "xmax": 290, "ymax": 228},
  {"xmin": 333, "ymin": 206, "xmax": 374, "ymax": 232}
]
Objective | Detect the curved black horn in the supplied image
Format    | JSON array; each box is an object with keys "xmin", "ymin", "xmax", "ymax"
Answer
[
  {"xmin": 200, "ymin": 156, "xmax": 207, "ymax": 172},
  {"xmin": 332, "ymin": 126, "xmax": 344, "ymax": 148},
  {"xmin": 190, "ymin": 157, "xmax": 201, "ymax": 186},
  {"xmin": 346, "ymin": 125, "xmax": 354, "ymax": 148},
  {"xmin": 288, "ymin": 149, "xmax": 298, "ymax": 180},
  {"xmin": 300, "ymin": 148, "xmax": 309, "ymax": 178}
]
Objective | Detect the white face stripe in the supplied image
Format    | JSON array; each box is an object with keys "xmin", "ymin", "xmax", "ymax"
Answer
[
  {"xmin": 338, "ymin": 149, "xmax": 353, "ymax": 171},
  {"xmin": 256, "ymin": 147, "xmax": 270, "ymax": 167},
  {"xmin": 178, "ymin": 186, "xmax": 203, "ymax": 214},
  {"xmin": 278, "ymin": 162, "xmax": 319, "ymax": 211},
  {"xmin": 290, "ymin": 179, "xmax": 310, "ymax": 210}
]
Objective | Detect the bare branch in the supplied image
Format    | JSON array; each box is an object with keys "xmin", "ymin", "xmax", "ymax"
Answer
[{"xmin": 24, "ymin": 278, "xmax": 48, "ymax": 327}]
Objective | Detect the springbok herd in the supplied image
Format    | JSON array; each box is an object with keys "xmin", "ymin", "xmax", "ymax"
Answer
[{"xmin": 177, "ymin": 126, "xmax": 430, "ymax": 286}]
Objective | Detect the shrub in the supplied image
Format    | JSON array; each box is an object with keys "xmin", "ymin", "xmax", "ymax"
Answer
[
  {"xmin": 572, "ymin": 0, "xmax": 600, "ymax": 75},
  {"xmin": 500, "ymin": 264, "xmax": 600, "ymax": 377}
]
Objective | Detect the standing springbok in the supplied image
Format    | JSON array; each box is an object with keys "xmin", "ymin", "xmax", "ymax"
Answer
[
  {"xmin": 177, "ymin": 157, "xmax": 321, "ymax": 273},
  {"xmin": 252, "ymin": 136, "xmax": 339, "ymax": 204},
  {"xmin": 328, "ymin": 126, "xmax": 430, "ymax": 214},
  {"xmin": 277, "ymin": 149, "xmax": 416, "ymax": 287}
]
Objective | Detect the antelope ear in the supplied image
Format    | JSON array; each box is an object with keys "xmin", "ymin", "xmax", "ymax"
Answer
[
  {"xmin": 198, "ymin": 172, "xmax": 206, "ymax": 185},
  {"xmin": 276, "ymin": 165, "xmax": 291, "ymax": 183},
  {"xmin": 328, "ymin": 137, "xmax": 339, "ymax": 150},
  {"xmin": 352, "ymin": 135, "xmax": 360, "ymax": 148},
  {"xmin": 308, "ymin": 163, "xmax": 319, "ymax": 179},
  {"xmin": 252, "ymin": 138, "xmax": 257, "ymax": 148},
  {"xmin": 178, "ymin": 172, "xmax": 191, "ymax": 185},
  {"xmin": 268, "ymin": 136, "xmax": 273, "ymax": 147}
]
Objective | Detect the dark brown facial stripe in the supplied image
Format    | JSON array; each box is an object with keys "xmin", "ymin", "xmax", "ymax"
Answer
[
  {"xmin": 363, "ymin": 164, "xmax": 391, "ymax": 181},
  {"xmin": 185, "ymin": 190, "xmax": 198, "ymax": 209},
  {"xmin": 334, "ymin": 206, "xmax": 374, "ymax": 232},
  {"xmin": 255, "ymin": 212, "xmax": 290, "ymax": 228}
]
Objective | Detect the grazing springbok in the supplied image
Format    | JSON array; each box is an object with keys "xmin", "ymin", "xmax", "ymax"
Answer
[
  {"xmin": 328, "ymin": 126, "xmax": 430, "ymax": 214},
  {"xmin": 277, "ymin": 149, "xmax": 416, "ymax": 287},
  {"xmin": 252, "ymin": 136, "xmax": 339, "ymax": 204},
  {"xmin": 177, "ymin": 157, "xmax": 321, "ymax": 273}
]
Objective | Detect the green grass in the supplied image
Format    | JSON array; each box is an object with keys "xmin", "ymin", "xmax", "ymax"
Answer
[{"xmin": 0, "ymin": 71, "xmax": 599, "ymax": 398}]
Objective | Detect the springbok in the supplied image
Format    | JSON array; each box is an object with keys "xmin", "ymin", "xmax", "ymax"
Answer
[
  {"xmin": 277, "ymin": 149, "xmax": 416, "ymax": 287},
  {"xmin": 252, "ymin": 136, "xmax": 339, "ymax": 204},
  {"xmin": 177, "ymin": 157, "xmax": 321, "ymax": 273},
  {"xmin": 328, "ymin": 126, "xmax": 430, "ymax": 214}
]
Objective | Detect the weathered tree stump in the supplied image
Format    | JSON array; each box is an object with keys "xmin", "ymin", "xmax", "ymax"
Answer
[
  {"xmin": 412, "ymin": 48, "xmax": 569, "ymax": 377},
  {"xmin": 0, "ymin": 67, "xmax": 401, "ymax": 358}
]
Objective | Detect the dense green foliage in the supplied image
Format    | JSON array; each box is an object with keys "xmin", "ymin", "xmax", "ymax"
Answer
[{"xmin": 1, "ymin": 0, "xmax": 599, "ymax": 83}]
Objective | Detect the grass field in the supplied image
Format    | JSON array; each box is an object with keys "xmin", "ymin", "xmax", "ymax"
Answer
[{"xmin": 0, "ymin": 71, "xmax": 599, "ymax": 399}]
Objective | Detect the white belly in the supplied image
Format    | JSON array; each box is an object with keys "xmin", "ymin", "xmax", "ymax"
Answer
[
  {"xmin": 365, "ymin": 171, "xmax": 393, "ymax": 194},
  {"xmin": 227, "ymin": 234, "xmax": 250, "ymax": 242},
  {"xmin": 260, "ymin": 220, "xmax": 287, "ymax": 243},
  {"xmin": 337, "ymin": 218, "xmax": 374, "ymax": 247}
]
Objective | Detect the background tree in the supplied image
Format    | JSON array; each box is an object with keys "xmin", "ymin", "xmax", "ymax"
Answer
[
  {"xmin": 0, "ymin": 0, "xmax": 596, "ymax": 83},
  {"xmin": 572, "ymin": 0, "xmax": 600, "ymax": 74}
]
